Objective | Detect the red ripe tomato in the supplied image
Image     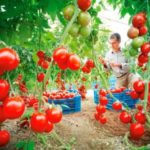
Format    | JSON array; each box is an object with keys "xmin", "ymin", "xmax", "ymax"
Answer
[
  {"xmin": 0, "ymin": 130, "xmax": 10, "ymax": 147},
  {"xmin": 30, "ymin": 112, "xmax": 48, "ymax": 133},
  {"xmin": 130, "ymin": 123, "xmax": 145, "ymax": 140},
  {"xmin": 135, "ymin": 112, "xmax": 146, "ymax": 124},
  {"xmin": 141, "ymin": 42, "xmax": 150, "ymax": 54},
  {"xmin": 138, "ymin": 53, "xmax": 148, "ymax": 64},
  {"xmin": 99, "ymin": 96, "xmax": 108, "ymax": 105},
  {"xmin": 137, "ymin": 12, "xmax": 147, "ymax": 20},
  {"xmin": 3, "ymin": 96, "xmax": 25, "ymax": 119},
  {"xmin": 139, "ymin": 92, "xmax": 144, "ymax": 100},
  {"xmin": 57, "ymin": 61, "xmax": 68, "ymax": 70},
  {"xmin": 37, "ymin": 72, "xmax": 45, "ymax": 82},
  {"xmin": 132, "ymin": 13, "xmax": 146, "ymax": 28},
  {"xmin": 77, "ymin": 0, "xmax": 91, "ymax": 11},
  {"xmin": 0, "ymin": 105, "xmax": 6, "ymax": 122},
  {"xmin": 41, "ymin": 60, "xmax": 49, "ymax": 69},
  {"xmin": 86, "ymin": 59, "xmax": 95, "ymax": 68},
  {"xmin": 67, "ymin": 54, "xmax": 80, "ymax": 70},
  {"xmin": 82, "ymin": 65, "xmax": 91, "ymax": 73},
  {"xmin": 133, "ymin": 80, "xmax": 145, "ymax": 93},
  {"xmin": 99, "ymin": 89, "xmax": 107, "ymax": 96},
  {"xmin": 138, "ymin": 62, "xmax": 144, "ymax": 67},
  {"xmin": 0, "ymin": 48, "xmax": 20, "ymax": 71},
  {"xmin": 96, "ymin": 104, "xmax": 106, "ymax": 114},
  {"xmin": 38, "ymin": 58, "xmax": 44, "ymax": 66},
  {"xmin": 94, "ymin": 112, "xmax": 100, "ymax": 121},
  {"xmin": 53, "ymin": 47, "xmax": 68, "ymax": 63},
  {"xmin": 99, "ymin": 115, "xmax": 107, "ymax": 124},
  {"xmin": 119, "ymin": 111, "xmax": 132, "ymax": 124},
  {"xmin": 46, "ymin": 108, "xmax": 62, "ymax": 124},
  {"xmin": 139, "ymin": 26, "xmax": 148, "ymax": 36},
  {"xmin": 0, "ymin": 79, "xmax": 10, "ymax": 101},
  {"xmin": 37, "ymin": 50, "xmax": 45, "ymax": 58},
  {"xmin": 44, "ymin": 121, "xmax": 54, "ymax": 133},
  {"xmin": 112, "ymin": 102, "xmax": 122, "ymax": 111},
  {"xmin": 130, "ymin": 90, "xmax": 139, "ymax": 99},
  {"xmin": 136, "ymin": 104, "xmax": 143, "ymax": 111}
]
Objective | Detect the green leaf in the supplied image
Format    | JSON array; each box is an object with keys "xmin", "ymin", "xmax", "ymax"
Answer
[
  {"xmin": 16, "ymin": 140, "xmax": 26, "ymax": 149},
  {"xmin": 24, "ymin": 140, "xmax": 35, "ymax": 150},
  {"xmin": 46, "ymin": 0, "xmax": 58, "ymax": 21},
  {"xmin": 57, "ymin": 12, "xmax": 67, "ymax": 26},
  {"xmin": 32, "ymin": 52, "xmax": 38, "ymax": 63},
  {"xmin": 21, "ymin": 108, "xmax": 34, "ymax": 119},
  {"xmin": 37, "ymin": 134, "xmax": 47, "ymax": 145}
]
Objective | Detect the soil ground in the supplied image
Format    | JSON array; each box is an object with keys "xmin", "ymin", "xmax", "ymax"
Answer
[{"xmin": 0, "ymin": 91, "xmax": 150, "ymax": 150}]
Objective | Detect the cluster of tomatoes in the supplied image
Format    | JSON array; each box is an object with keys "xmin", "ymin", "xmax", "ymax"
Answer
[
  {"xmin": 55, "ymin": 72, "xmax": 66, "ymax": 90},
  {"xmin": 53, "ymin": 47, "xmax": 80, "ymax": 71},
  {"xmin": 44, "ymin": 90, "xmax": 75, "ymax": 100},
  {"xmin": 0, "ymin": 90, "xmax": 26, "ymax": 147},
  {"xmin": 0, "ymin": 96, "xmax": 25, "ymax": 147},
  {"xmin": 21, "ymin": 96, "xmax": 38, "ymax": 109},
  {"xmin": 19, "ymin": 106, "xmax": 63, "ymax": 133},
  {"xmin": 63, "ymin": 0, "xmax": 91, "ymax": 37},
  {"xmin": 130, "ymin": 80, "xmax": 150, "ymax": 104},
  {"xmin": 14, "ymin": 74, "xmax": 28, "ymax": 93},
  {"xmin": 127, "ymin": 12, "xmax": 150, "ymax": 67},
  {"xmin": 82, "ymin": 59, "xmax": 95, "ymax": 73},
  {"xmin": 30, "ymin": 107, "xmax": 62, "ymax": 133},
  {"xmin": 0, "ymin": 48, "xmax": 25, "ymax": 147},
  {"xmin": 36, "ymin": 50, "xmax": 51, "ymax": 82},
  {"xmin": 94, "ymin": 86, "xmax": 148, "ymax": 140},
  {"xmin": 94, "ymin": 88, "xmax": 125, "ymax": 124},
  {"xmin": 78, "ymin": 84, "xmax": 87, "ymax": 100},
  {"xmin": 94, "ymin": 89, "xmax": 109, "ymax": 124}
]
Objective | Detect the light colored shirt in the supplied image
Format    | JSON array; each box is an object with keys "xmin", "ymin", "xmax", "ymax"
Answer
[{"xmin": 104, "ymin": 50, "xmax": 129, "ymax": 78}]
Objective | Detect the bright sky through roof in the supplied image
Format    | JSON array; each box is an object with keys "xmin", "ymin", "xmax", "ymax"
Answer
[{"xmin": 98, "ymin": 3, "xmax": 130, "ymax": 47}]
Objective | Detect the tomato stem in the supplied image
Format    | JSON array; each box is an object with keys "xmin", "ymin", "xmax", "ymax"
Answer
[
  {"xmin": 124, "ymin": 132, "xmax": 149, "ymax": 150},
  {"xmin": 6, "ymin": 72, "xmax": 15, "ymax": 96}
]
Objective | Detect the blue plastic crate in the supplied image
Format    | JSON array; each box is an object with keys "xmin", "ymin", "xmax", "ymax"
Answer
[
  {"xmin": 48, "ymin": 94, "xmax": 81, "ymax": 114},
  {"xmin": 93, "ymin": 89, "xmax": 139, "ymax": 110}
]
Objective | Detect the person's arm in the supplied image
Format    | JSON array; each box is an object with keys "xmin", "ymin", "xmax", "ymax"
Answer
[{"xmin": 99, "ymin": 55, "xmax": 111, "ymax": 71}]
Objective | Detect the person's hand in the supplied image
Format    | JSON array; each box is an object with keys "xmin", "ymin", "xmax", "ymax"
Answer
[
  {"xmin": 110, "ymin": 62, "xmax": 121, "ymax": 67},
  {"xmin": 99, "ymin": 56, "xmax": 106, "ymax": 65}
]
